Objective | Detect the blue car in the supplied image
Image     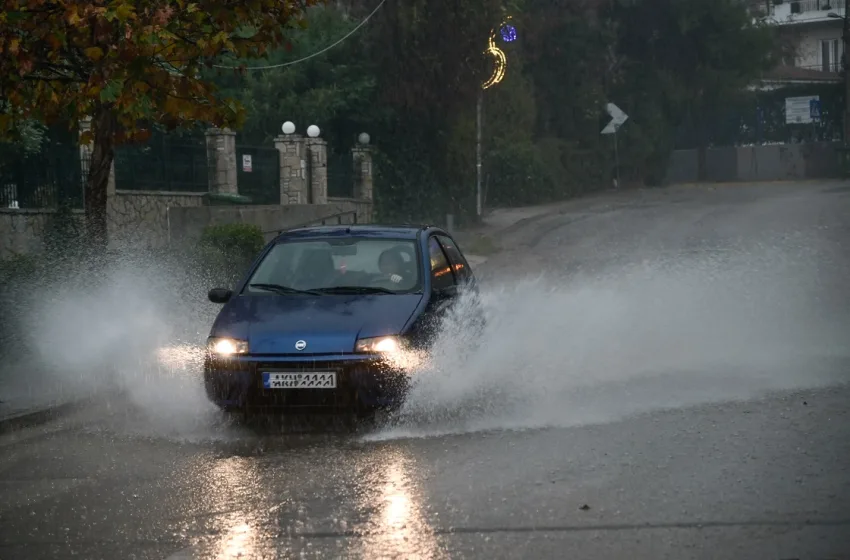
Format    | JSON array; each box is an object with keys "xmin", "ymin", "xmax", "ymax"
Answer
[{"xmin": 203, "ymin": 224, "xmax": 481, "ymax": 418}]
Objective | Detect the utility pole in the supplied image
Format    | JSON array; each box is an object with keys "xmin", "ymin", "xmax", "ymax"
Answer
[
  {"xmin": 476, "ymin": 89, "xmax": 483, "ymax": 218},
  {"xmin": 841, "ymin": 0, "xmax": 850, "ymax": 146}
]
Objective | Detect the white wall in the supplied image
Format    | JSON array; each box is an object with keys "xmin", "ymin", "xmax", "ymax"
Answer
[
  {"xmin": 790, "ymin": 22, "xmax": 844, "ymax": 70},
  {"xmin": 771, "ymin": 0, "xmax": 845, "ymax": 25}
]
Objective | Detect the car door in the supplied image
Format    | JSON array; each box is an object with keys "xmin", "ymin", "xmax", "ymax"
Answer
[
  {"xmin": 435, "ymin": 234, "xmax": 475, "ymax": 291},
  {"xmin": 417, "ymin": 235, "xmax": 459, "ymax": 345},
  {"xmin": 436, "ymin": 234, "xmax": 485, "ymax": 335}
]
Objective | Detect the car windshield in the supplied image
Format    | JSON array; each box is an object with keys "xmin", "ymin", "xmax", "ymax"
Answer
[{"xmin": 244, "ymin": 237, "xmax": 422, "ymax": 294}]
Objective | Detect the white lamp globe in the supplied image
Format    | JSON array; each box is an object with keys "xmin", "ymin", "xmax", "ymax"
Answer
[
  {"xmin": 358, "ymin": 132, "xmax": 371, "ymax": 145},
  {"xmin": 307, "ymin": 125, "xmax": 320, "ymax": 138},
  {"xmin": 281, "ymin": 121, "xmax": 296, "ymax": 134}
]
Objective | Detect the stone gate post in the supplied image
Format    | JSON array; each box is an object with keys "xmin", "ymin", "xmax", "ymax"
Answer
[{"xmin": 274, "ymin": 133, "xmax": 308, "ymax": 204}]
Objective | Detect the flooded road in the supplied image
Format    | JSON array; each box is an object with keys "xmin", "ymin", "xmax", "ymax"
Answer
[{"xmin": 2, "ymin": 182, "xmax": 850, "ymax": 559}]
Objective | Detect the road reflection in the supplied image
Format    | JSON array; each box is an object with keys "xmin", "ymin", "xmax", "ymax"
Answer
[
  {"xmin": 354, "ymin": 446, "xmax": 447, "ymax": 559},
  {"xmin": 202, "ymin": 456, "xmax": 266, "ymax": 559}
]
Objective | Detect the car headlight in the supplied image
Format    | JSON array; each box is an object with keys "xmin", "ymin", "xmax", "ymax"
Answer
[
  {"xmin": 207, "ymin": 337, "xmax": 249, "ymax": 356},
  {"xmin": 355, "ymin": 336, "xmax": 401, "ymax": 354}
]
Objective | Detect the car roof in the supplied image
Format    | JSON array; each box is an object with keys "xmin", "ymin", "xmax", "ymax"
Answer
[{"xmin": 274, "ymin": 224, "xmax": 446, "ymax": 242}]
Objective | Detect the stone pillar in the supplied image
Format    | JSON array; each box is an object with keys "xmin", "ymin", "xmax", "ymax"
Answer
[
  {"xmin": 205, "ymin": 128, "xmax": 237, "ymax": 195},
  {"xmin": 274, "ymin": 134, "xmax": 308, "ymax": 204},
  {"xmin": 304, "ymin": 137, "xmax": 328, "ymax": 205},
  {"xmin": 351, "ymin": 146, "xmax": 373, "ymax": 201}
]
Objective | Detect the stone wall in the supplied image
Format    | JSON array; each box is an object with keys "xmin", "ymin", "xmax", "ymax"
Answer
[
  {"xmin": 107, "ymin": 190, "xmax": 206, "ymax": 248},
  {"xmin": 327, "ymin": 197, "xmax": 373, "ymax": 224},
  {"xmin": 665, "ymin": 142, "xmax": 842, "ymax": 184},
  {"xmin": 0, "ymin": 191, "xmax": 205, "ymax": 257},
  {"xmin": 167, "ymin": 200, "xmax": 370, "ymax": 246},
  {"xmin": 0, "ymin": 208, "xmax": 84, "ymax": 256}
]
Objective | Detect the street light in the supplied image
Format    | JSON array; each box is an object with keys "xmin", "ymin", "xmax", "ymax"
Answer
[
  {"xmin": 476, "ymin": 17, "xmax": 517, "ymax": 218},
  {"xmin": 281, "ymin": 121, "xmax": 296, "ymax": 135},
  {"xmin": 358, "ymin": 132, "xmax": 371, "ymax": 145},
  {"xmin": 307, "ymin": 125, "xmax": 320, "ymax": 138}
]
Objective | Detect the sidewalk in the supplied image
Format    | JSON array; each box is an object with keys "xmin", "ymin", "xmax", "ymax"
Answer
[
  {"xmin": 453, "ymin": 190, "xmax": 628, "ymax": 266},
  {"xmin": 0, "ymin": 366, "xmax": 91, "ymax": 433}
]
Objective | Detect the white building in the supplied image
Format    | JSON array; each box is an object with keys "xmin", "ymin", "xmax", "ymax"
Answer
[{"xmin": 750, "ymin": 0, "xmax": 844, "ymax": 86}]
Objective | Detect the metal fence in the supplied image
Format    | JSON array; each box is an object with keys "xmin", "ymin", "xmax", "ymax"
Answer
[
  {"xmin": 236, "ymin": 145, "xmax": 281, "ymax": 205},
  {"xmin": 328, "ymin": 151, "xmax": 354, "ymax": 198},
  {"xmin": 0, "ymin": 143, "xmax": 84, "ymax": 209},
  {"xmin": 114, "ymin": 133, "xmax": 210, "ymax": 192}
]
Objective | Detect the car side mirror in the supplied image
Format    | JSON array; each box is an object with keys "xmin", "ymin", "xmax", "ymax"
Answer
[{"xmin": 208, "ymin": 288, "xmax": 233, "ymax": 304}]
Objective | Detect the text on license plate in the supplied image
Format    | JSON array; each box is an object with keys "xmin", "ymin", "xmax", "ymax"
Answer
[{"xmin": 262, "ymin": 372, "xmax": 337, "ymax": 389}]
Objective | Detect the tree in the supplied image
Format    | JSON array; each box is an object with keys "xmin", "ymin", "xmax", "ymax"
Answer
[
  {"xmin": 0, "ymin": 0, "xmax": 317, "ymax": 246},
  {"xmin": 605, "ymin": 0, "xmax": 780, "ymax": 183},
  {"xmin": 209, "ymin": 5, "xmax": 383, "ymax": 149}
]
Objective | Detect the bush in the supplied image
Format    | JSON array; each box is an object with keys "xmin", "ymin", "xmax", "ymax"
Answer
[
  {"xmin": 199, "ymin": 223, "xmax": 266, "ymax": 256},
  {"xmin": 198, "ymin": 223, "xmax": 266, "ymax": 287},
  {"xmin": 485, "ymin": 142, "xmax": 555, "ymax": 207}
]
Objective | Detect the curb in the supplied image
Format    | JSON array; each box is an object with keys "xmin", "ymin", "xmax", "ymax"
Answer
[{"xmin": 0, "ymin": 397, "xmax": 92, "ymax": 435}]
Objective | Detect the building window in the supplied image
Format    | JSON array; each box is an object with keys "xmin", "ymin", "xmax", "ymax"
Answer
[{"xmin": 821, "ymin": 39, "xmax": 844, "ymax": 72}]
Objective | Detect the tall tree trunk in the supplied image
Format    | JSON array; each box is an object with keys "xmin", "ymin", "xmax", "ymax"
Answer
[{"xmin": 84, "ymin": 108, "xmax": 115, "ymax": 249}]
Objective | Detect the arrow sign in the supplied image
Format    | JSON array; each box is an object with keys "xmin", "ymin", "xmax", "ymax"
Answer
[{"xmin": 601, "ymin": 102, "xmax": 628, "ymax": 135}]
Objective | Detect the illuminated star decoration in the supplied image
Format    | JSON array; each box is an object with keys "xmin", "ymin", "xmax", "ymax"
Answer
[{"xmin": 482, "ymin": 17, "xmax": 516, "ymax": 90}]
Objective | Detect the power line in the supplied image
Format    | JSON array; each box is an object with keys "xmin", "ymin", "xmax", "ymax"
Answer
[{"xmin": 213, "ymin": 0, "xmax": 387, "ymax": 71}]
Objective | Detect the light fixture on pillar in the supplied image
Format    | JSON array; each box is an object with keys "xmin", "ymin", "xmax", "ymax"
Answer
[
  {"xmin": 307, "ymin": 125, "xmax": 321, "ymax": 138},
  {"xmin": 358, "ymin": 132, "xmax": 371, "ymax": 145},
  {"xmin": 282, "ymin": 121, "xmax": 296, "ymax": 135}
]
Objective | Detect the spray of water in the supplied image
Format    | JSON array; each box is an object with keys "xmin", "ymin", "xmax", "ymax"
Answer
[
  {"xmin": 6, "ymin": 224, "xmax": 847, "ymax": 443},
  {"xmin": 372, "ymin": 237, "xmax": 850, "ymax": 440},
  {"xmin": 11, "ymin": 249, "xmax": 228, "ymax": 440}
]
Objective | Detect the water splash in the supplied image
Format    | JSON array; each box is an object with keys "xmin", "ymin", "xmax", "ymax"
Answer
[{"xmin": 370, "ymin": 240, "xmax": 849, "ymax": 441}]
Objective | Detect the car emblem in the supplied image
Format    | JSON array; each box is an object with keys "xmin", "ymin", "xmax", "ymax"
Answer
[{"xmin": 295, "ymin": 340, "xmax": 307, "ymax": 351}]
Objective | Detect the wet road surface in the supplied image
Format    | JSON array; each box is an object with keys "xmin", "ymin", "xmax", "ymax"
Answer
[{"xmin": 2, "ymin": 182, "xmax": 850, "ymax": 559}]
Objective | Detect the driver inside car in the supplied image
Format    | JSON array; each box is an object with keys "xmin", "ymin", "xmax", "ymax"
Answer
[{"xmin": 373, "ymin": 248, "xmax": 411, "ymax": 289}]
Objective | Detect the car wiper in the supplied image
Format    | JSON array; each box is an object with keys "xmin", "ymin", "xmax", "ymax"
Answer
[
  {"xmin": 311, "ymin": 286, "xmax": 397, "ymax": 295},
  {"xmin": 249, "ymin": 283, "xmax": 324, "ymax": 295}
]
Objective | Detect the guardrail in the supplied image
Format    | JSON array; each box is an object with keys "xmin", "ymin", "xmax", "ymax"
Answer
[{"xmin": 263, "ymin": 209, "xmax": 359, "ymax": 238}]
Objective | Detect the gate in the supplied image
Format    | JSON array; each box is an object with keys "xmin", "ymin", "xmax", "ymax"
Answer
[
  {"xmin": 114, "ymin": 131, "xmax": 208, "ymax": 192},
  {"xmin": 327, "ymin": 151, "xmax": 354, "ymax": 198},
  {"xmin": 237, "ymin": 146, "xmax": 280, "ymax": 205}
]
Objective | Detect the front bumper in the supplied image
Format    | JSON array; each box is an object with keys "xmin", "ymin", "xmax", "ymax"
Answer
[{"xmin": 203, "ymin": 353, "xmax": 410, "ymax": 414}]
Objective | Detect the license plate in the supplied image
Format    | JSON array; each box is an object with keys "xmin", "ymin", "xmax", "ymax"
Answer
[{"xmin": 262, "ymin": 372, "xmax": 337, "ymax": 389}]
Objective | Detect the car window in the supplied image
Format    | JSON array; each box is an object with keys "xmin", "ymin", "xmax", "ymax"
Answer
[
  {"xmin": 245, "ymin": 237, "xmax": 422, "ymax": 293},
  {"xmin": 428, "ymin": 236, "xmax": 455, "ymax": 291},
  {"xmin": 436, "ymin": 235, "xmax": 473, "ymax": 285}
]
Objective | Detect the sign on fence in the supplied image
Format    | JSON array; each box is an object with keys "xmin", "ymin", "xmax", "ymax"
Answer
[
  {"xmin": 785, "ymin": 95, "xmax": 819, "ymax": 125},
  {"xmin": 242, "ymin": 154, "xmax": 253, "ymax": 173}
]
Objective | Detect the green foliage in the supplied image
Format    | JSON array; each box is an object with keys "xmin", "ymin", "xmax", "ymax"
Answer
[
  {"xmin": 198, "ymin": 223, "xmax": 266, "ymax": 286},
  {"xmin": 0, "ymin": 117, "xmax": 47, "ymax": 155},
  {"xmin": 200, "ymin": 223, "xmax": 265, "ymax": 257},
  {"xmin": 208, "ymin": 5, "xmax": 383, "ymax": 160},
  {"xmin": 606, "ymin": 0, "xmax": 781, "ymax": 183},
  {"xmin": 485, "ymin": 141, "xmax": 554, "ymax": 207}
]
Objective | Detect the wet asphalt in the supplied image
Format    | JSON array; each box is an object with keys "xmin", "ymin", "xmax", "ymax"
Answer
[{"xmin": 2, "ymin": 181, "xmax": 850, "ymax": 559}]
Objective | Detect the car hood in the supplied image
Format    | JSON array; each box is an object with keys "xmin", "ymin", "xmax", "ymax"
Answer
[{"xmin": 211, "ymin": 293, "xmax": 423, "ymax": 355}]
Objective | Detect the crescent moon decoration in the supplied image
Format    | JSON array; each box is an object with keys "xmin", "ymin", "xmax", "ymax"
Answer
[{"xmin": 482, "ymin": 17, "xmax": 516, "ymax": 90}]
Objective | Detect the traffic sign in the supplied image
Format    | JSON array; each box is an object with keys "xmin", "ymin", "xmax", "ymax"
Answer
[
  {"xmin": 601, "ymin": 103, "xmax": 628, "ymax": 135},
  {"xmin": 810, "ymin": 98, "xmax": 822, "ymax": 122}
]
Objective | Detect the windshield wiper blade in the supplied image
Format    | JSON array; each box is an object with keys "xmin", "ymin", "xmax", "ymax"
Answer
[
  {"xmin": 249, "ymin": 283, "xmax": 324, "ymax": 295},
  {"xmin": 312, "ymin": 286, "xmax": 397, "ymax": 295}
]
